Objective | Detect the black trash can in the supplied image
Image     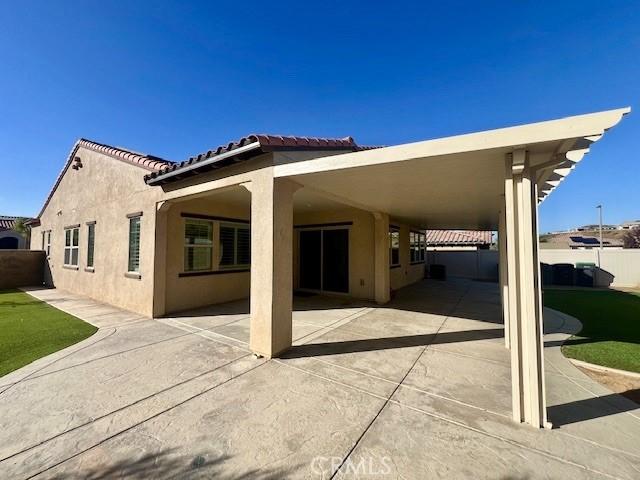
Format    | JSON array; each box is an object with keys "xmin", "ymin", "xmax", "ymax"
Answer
[
  {"xmin": 430, "ymin": 264, "xmax": 446, "ymax": 280},
  {"xmin": 575, "ymin": 262, "xmax": 596, "ymax": 287},
  {"xmin": 552, "ymin": 263, "xmax": 575, "ymax": 286}
]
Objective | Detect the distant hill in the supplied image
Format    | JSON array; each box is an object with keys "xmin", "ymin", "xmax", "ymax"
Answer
[{"xmin": 539, "ymin": 229, "xmax": 626, "ymax": 249}]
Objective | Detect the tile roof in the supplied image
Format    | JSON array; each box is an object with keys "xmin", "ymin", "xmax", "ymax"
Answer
[
  {"xmin": 36, "ymin": 139, "xmax": 173, "ymax": 219},
  {"xmin": 0, "ymin": 215, "xmax": 35, "ymax": 231},
  {"xmin": 145, "ymin": 133, "xmax": 378, "ymax": 185},
  {"xmin": 426, "ymin": 230, "xmax": 493, "ymax": 246}
]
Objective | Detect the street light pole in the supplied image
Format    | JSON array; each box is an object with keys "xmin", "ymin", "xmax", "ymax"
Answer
[{"xmin": 596, "ymin": 205, "xmax": 603, "ymax": 250}]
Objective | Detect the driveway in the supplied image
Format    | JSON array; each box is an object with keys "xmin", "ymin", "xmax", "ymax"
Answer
[{"xmin": 1, "ymin": 280, "xmax": 639, "ymax": 479}]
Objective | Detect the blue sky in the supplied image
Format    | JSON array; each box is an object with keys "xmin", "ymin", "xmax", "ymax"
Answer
[{"xmin": 1, "ymin": 1, "xmax": 638, "ymax": 232}]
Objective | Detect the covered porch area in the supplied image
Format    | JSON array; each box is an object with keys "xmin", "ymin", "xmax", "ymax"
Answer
[{"xmin": 150, "ymin": 108, "xmax": 628, "ymax": 428}]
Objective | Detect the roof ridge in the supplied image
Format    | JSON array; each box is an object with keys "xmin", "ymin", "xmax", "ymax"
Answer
[
  {"xmin": 145, "ymin": 132, "xmax": 377, "ymax": 185},
  {"xmin": 35, "ymin": 138, "xmax": 173, "ymax": 219}
]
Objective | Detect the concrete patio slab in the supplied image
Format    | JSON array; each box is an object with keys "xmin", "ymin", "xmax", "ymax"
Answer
[{"xmin": 1, "ymin": 279, "xmax": 639, "ymax": 479}]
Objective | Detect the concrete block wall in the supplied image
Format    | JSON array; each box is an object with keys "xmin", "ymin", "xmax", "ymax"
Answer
[{"xmin": 0, "ymin": 250, "xmax": 46, "ymax": 289}]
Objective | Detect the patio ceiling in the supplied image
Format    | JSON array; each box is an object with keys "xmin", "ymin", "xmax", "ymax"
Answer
[{"xmin": 274, "ymin": 108, "xmax": 629, "ymax": 230}]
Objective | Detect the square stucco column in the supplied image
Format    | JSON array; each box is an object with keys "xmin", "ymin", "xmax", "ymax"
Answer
[
  {"xmin": 152, "ymin": 201, "xmax": 170, "ymax": 318},
  {"xmin": 248, "ymin": 172, "xmax": 300, "ymax": 358},
  {"xmin": 373, "ymin": 212, "xmax": 390, "ymax": 304},
  {"xmin": 504, "ymin": 150, "xmax": 548, "ymax": 428},
  {"xmin": 498, "ymin": 205, "xmax": 510, "ymax": 349}
]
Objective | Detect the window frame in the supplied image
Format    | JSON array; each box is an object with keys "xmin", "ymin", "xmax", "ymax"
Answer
[
  {"xmin": 389, "ymin": 227, "xmax": 400, "ymax": 267},
  {"xmin": 183, "ymin": 217, "xmax": 214, "ymax": 273},
  {"xmin": 86, "ymin": 222, "xmax": 96, "ymax": 269},
  {"xmin": 219, "ymin": 222, "xmax": 250, "ymax": 269},
  {"xmin": 63, "ymin": 226, "xmax": 80, "ymax": 267},
  {"xmin": 410, "ymin": 230, "xmax": 426, "ymax": 264},
  {"xmin": 127, "ymin": 215, "xmax": 142, "ymax": 274},
  {"xmin": 45, "ymin": 230, "xmax": 51, "ymax": 257}
]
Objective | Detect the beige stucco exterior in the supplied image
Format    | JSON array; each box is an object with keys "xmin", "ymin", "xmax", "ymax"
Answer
[
  {"xmin": 30, "ymin": 108, "xmax": 629, "ymax": 428},
  {"xmin": 30, "ymin": 148, "xmax": 164, "ymax": 316},
  {"xmin": 32, "ymin": 146, "xmax": 427, "ymax": 319}
]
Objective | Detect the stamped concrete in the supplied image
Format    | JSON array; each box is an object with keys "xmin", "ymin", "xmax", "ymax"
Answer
[{"xmin": 1, "ymin": 280, "xmax": 639, "ymax": 479}]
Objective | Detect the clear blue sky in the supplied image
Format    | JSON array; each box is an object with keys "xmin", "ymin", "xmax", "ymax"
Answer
[{"xmin": 1, "ymin": 1, "xmax": 638, "ymax": 232}]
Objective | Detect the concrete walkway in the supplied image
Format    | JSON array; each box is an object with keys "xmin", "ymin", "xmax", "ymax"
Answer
[{"xmin": 1, "ymin": 280, "xmax": 639, "ymax": 479}]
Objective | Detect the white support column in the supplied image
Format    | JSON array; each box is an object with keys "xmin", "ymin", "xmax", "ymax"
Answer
[
  {"xmin": 498, "ymin": 205, "xmax": 509, "ymax": 349},
  {"xmin": 373, "ymin": 212, "xmax": 391, "ymax": 304},
  {"xmin": 248, "ymin": 171, "xmax": 300, "ymax": 358},
  {"xmin": 505, "ymin": 150, "xmax": 548, "ymax": 428}
]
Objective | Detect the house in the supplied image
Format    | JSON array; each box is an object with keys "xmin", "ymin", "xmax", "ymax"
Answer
[
  {"xmin": 618, "ymin": 220, "xmax": 640, "ymax": 230},
  {"xmin": 29, "ymin": 108, "xmax": 630, "ymax": 428},
  {"xmin": 575, "ymin": 224, "xmax": 616, "ymax": 231},
  {"xmin": 425, "ymin": 230, "xmax": 493, "ymax": 250},
  {"xmin": 0, "ymin": 216, "xmax": 34, "ymax": 249}
]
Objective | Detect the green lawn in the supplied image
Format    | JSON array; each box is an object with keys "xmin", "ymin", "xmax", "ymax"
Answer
[
  {"xmin": 0, "ymin": 289, "xmax": 97, "ymax": 377},
  {"xmin": 544, "ymin": 289, "xmax": 640, "ymax": 373}
]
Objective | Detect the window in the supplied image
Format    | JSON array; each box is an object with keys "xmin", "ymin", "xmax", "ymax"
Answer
[
  {"xmin": 45, "ymin": 231, "xmax": 51, "ymax": 257},
  {"xmin": 219, "ymin": 223, "xmax": 250, "ymax": 268},
  {"xmin": 389, "ymin": 227, "xmax": 400, "ymax": 266},
  {"xmin": 64, "ymin": 227, "xmax": 79, "ymax": 266},
  {"xmin": 87, "ymin": 223, "xmax": 95, "ymax": 268},
  {"xmin": 410, "ymin": 231, "xmax": 426, "ymax": 263},
  {"xmin": 184, "ymin": 219, "xmax": 213, "ymax": 272},
  {"xmin": 41, "ymin": 231, "xmax": 45, "ymax": 250},
  {"xmin": 128, "ymin": 216, "xmax": 141, "ymax": 273}
]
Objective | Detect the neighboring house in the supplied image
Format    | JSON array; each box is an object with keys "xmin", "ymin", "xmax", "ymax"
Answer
[
  {"xmin": 30, "ymin": 108, "xmax": 629, "ymax": 429},
  {"xmin": 575, "ymin": 224, "xmax": 616, "ymax": 231},
  {"xmin": 0, "ymin": 216, "xmax": 34, "ymax": 249},
  {"xmin": 618, "ymin": 220, "xmax": 640, "ymax": 230},
  {"xmin": 426, "ymin": 230, "xmax": 493, "ymax": 251}
]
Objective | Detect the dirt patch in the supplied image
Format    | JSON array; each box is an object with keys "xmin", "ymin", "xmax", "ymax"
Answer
[{"xmin": 575, "ymin": 365, "xmax": 640, "ymax": 404}]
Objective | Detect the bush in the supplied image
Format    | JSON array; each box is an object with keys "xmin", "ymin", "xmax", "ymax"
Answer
[{"xmin": 622, "ymin": 226, "xmax": 640, "ymax": 248}]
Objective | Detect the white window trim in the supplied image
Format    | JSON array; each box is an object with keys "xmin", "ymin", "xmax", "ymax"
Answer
[
  {"xmin": 45, "ymin": 230, "xmax": 51, "ymax": 257},
  {"xmin": 86, "ymin": 222, "xmax": 96, "ymax": 269},
  {"xmin": 64, "ymin": 227, "xmax": 80, "ymax": 267},
  {"xmin": 183, "ymin": 217, "xmax": 214, "ymax": 273},
  {"xmin": 127, "ymin": 215, "xmax": 142, "ymax": 275},
  {"xmin": 219, "ymin": 222, "xmax": 250, "ymax": 269}
]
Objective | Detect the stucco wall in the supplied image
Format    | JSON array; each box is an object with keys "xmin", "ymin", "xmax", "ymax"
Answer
[
  {"xmin": 0, "ymin": 250, "xmax": 45, "ymax": 289},
  {"xmin": 389, "ymin": 223, "xmax": 426, "ymax": 290},
  {"xmin": 163, "ymin": 196, "xmax": 252, "ymax": 313},
  {"xmin": 30, "ymin": 147, "xmax": 164, "ymax": 316},
  {"xmin": 293, "ymin": 207, "xmax": 376, "ymax": 299},
  {"xmin": 0, "ymin": 230, "xmax": 28, "ymax": 249}
]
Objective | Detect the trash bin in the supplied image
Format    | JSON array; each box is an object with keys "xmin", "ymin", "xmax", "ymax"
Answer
[
  {"xmin": 575, "ymin": 262, "xmax": 596, "ymax": 287},
  {"xmin": 552, "ymin": 263, "xmax": 574, "ymax": 286},
  {"xmin": 430, "ymin": 264, "xmax": 446, "ymax": 280}
]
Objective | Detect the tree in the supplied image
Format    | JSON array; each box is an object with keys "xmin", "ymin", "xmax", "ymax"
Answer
[
  {"xmin": 622, "ymin": 226, "xmax": 640, "ymax": 249},
  {"xmin": 12, "ymin": 217, "xmax": 29, "ymax": 238}
]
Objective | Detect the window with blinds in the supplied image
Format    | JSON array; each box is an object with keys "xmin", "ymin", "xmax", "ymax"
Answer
[
  {"xmin": 184, "ymin": 219, "xmax": 213, "ymax": 272},
  {"xmin": 220, "ymin": 223, "xmax": 250, "ymax": 268},
  {"xmin": 128, "ymin": 216, "xmax": 141, "ymax": 273},
  {"xmin": 87, "ymin": 223, "xmax": 95, "ymax": 268},
  {"xmin": 64, "ymin": 227, "xmax": 79, "ymax": 266}
]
